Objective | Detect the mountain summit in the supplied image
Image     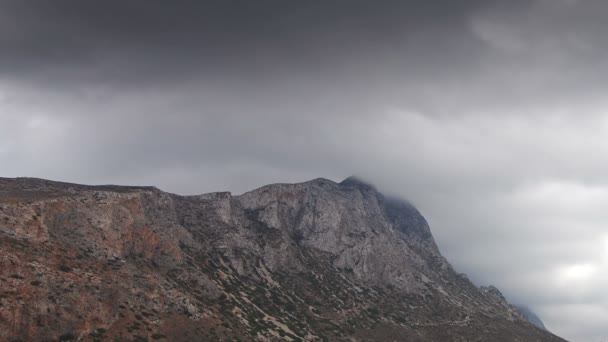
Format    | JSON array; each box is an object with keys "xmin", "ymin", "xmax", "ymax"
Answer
[{"xmin": 0, "ymin": 177, "xmax": 565, "ymax": 341}]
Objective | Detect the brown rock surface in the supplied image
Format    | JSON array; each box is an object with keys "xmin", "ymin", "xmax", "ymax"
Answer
[{"xmin": 0, "ymin": 177, "xmax": 566, "ymax": 341}]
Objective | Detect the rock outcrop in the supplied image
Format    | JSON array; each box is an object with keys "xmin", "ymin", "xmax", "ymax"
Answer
[{"xmin": 0, "ymin": 176, "xmax": 566, "ymax": 341}]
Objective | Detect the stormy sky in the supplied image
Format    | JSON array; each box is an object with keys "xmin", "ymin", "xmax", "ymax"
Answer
[{"xmin": 1, "ymin": 1, "xmax": 608, "ymax": 340}]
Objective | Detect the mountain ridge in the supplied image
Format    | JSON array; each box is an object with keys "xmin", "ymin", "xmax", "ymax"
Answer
[{"xmin": 0, "ymin": 176, "xmax": 566, "ymax": 341}]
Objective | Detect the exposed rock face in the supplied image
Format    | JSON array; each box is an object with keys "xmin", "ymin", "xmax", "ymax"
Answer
[{"xmin": 0, "ymin": 176, "xmax": 566, "ymax": 341}]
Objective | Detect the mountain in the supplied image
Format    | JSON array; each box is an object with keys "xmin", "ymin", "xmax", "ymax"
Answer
[
  {"xmin": 0, "ymin": 176, "xmax": 566, "ymax": 341},
  {"xmin": 516, "ymin": 305, "xmax": 548, "ymax": 331}
]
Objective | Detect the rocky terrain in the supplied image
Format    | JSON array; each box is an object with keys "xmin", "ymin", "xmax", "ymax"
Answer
[{"xmin": 0, "ymin": 176, "xmax": 566, "ymax": 341}]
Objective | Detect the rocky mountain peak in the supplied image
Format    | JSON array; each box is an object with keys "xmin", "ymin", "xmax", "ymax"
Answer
[
  {"xmin": 0, "ymin": 176, "xmax": 566, "ymax": 341},
  {"xmin": 339, "ymin": 176, "xmax": 377, "ymax": 191}
]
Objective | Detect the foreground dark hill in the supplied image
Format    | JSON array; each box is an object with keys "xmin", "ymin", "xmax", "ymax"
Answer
[{"xmin": 0, "ymin": 177, "xmax": 565, "ymax": 341}]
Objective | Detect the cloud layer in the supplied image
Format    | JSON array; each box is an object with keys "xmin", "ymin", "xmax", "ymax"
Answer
[{"xmin": 1, "ymin": 1, "xmax": 608, "ymax": 340}]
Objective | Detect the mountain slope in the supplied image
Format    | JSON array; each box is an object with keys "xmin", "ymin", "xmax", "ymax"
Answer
[
  {"xmin": 0, "ymin": 177, "xmax": 566, "ymax": 341},
  {"xmin": 516, "ymin": 305, "xmax": 548, "ymax": 331}
]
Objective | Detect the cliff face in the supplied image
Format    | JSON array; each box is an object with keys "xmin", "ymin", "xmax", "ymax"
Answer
[{"xmin": 0, "ymin": 177, "xmax": 565, "ymax": 342}]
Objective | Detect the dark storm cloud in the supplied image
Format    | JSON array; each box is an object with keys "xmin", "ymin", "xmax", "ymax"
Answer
[
  {"xmin": 2, "ymin": 1, "xmax": 608, "ymax": 341},
  {"xmin": 0, "ymin": 0, "xmax": 495, "ymax": 109},
  {"xmin": 0, "ymin": 1, "xmax": 481, "ymax": 64}
]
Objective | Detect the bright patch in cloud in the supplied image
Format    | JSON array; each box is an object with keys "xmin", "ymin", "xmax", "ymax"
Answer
[{"xmin": 557, "ymin": 263, "xmax": 596, "ymax": 282}]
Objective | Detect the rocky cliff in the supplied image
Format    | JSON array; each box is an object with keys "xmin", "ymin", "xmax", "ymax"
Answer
[{"xmin": 0, "ymin": 177, "xmax": 566, "ymax": 341}]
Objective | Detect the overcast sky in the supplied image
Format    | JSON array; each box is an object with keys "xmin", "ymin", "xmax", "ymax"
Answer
[{"xmin": 1, "ymin": 1, "xmax": 608, "ymax": 340}]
